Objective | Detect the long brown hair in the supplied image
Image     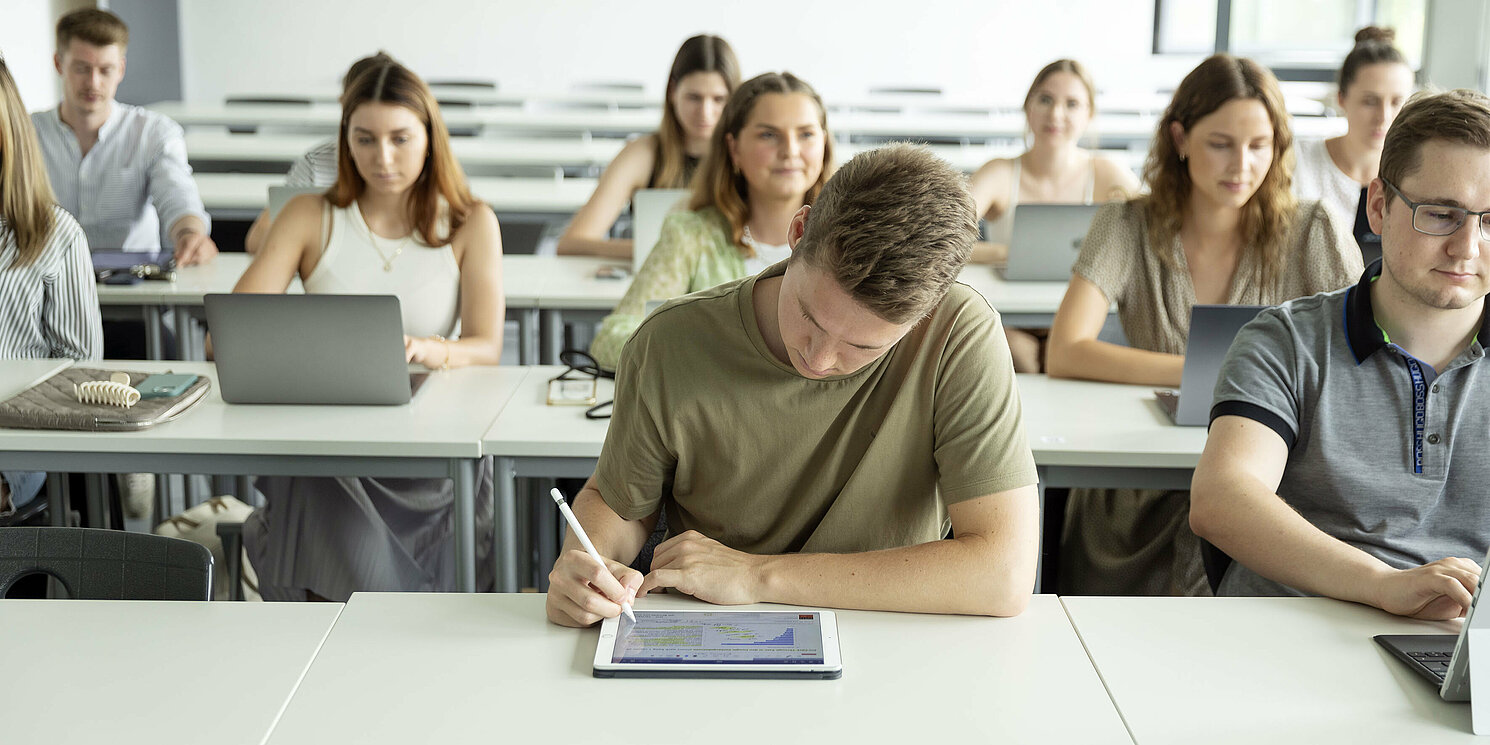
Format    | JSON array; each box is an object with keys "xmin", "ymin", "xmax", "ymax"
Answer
[
  {"xmin": 1141, "ymin": 54, "xmax": 1296, "ymax": 289},
  {"xmin": 688, "ymin": 72, "xmax": 834, "ymax": 256},
  {"xmin": 327, "ymin": 61, "xmax": 475, "ymax": 247},
  {"xmin": 0, "ymin": 58, "xmax": 58, "ymax": 268},
  {"xmin": 655, "ymin": 35, "xmax": 740, "ymax": 189}
]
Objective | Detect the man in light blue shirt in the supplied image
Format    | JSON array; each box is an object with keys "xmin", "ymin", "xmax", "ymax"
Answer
[{"xmin": 31, "ymin": 8, "xmax": 216, "ymax": 265}]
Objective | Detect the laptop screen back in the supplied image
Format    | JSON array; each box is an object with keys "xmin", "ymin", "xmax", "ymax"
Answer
[
  {"xmin": 205, "ymin": 294, "xmax": 415, "ymax": 405},
  {"xmin": 1173, "ymin": 304, "xmax": 1268, "ymax": 426},
  {"xmin": 1004, "ymin": 203, "xmax": 1102, "ymax": 281},
  {"xmin": 631, "ymin": 188, "xmax": 691, "ymax": 272}
]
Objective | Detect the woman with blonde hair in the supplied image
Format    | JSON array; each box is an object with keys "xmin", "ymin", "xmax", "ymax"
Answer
[
  {"xmin": 968, "ymin": 58, "xmax": 1139, "ymax": 371},
  {"xmin": 1294, "ymin": 26, "xmax": 1414, "ymax": 261},
  {"xmin": 589, "ymin": 71, "xmax": 832, "ymax": 369},
  {"xmin": 1046, "ymin": 54, "xmax": 1362, "ymax": 596},
  {"xmin": 234, "ymin": 59, "xmax": 504, "ymax": 599},
  {"xmin": 0, "ymin": 56, "xmax": 101, "ymax": 521},
  {"xmin": 558, "ymin": 35, "xmax": 741, "ymax": 259}
]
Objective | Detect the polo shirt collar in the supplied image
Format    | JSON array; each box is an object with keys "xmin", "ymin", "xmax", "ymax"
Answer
[{"xmin": 1344, "ymin": 258, "xmax": 1490, "ymax": 364}]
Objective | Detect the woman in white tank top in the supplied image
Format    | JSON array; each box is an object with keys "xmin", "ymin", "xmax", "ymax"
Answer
[
  {"xmin": 231, "ymin": 59, "xmax": 504, "ymax": 600},
  {"xmin": 967, "ymin": 60, "xmax": 1138, "ymax": 372}
]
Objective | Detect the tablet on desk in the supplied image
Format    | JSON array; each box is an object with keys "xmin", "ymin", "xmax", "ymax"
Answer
[{"xmin": 593, "ymin": 609, "xmax": 842, "ymax": 679}]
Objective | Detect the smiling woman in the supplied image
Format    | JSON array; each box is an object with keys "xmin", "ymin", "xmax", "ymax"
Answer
[
  {"xmin": 1045, "ymin": 53, "xmax": 1365, "ymax": 599},
  {"xmin": 588, "ymin": 71, "xmax": 833, "ymax": 370},
  {"xmin": 230, "ymin": 58, "xmax": 506, "ymax": 600}
]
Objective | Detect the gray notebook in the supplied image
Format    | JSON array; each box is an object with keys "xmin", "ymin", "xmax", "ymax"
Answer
[{"xmin": 0, "ymin": 367, "xmax": 209, "ymax": 431}]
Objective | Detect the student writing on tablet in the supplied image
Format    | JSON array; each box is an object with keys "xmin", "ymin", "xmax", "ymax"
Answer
[
  {"xmin": 588, "ymin": 72, "xmax": 833, "ymax": 370},
  {"xmin": 232, "ymin": 60, "xmax": 504, "ymax": 599},
  {"xmin": 547, "ymin": 145, "xmax": 1039, "ymax": 627},
  {"xmin": 967, "ymin": 59, "xmax": 1138, "ymax": 372},
  {"xmin": 1193, "ymin": 90, "xmax": 1490, "ymax": 616},
  {"xmin": 243, "ymin": 51, "xmax": 396, "ymax": 256},
  {"xmin": 556, "ymin": 35, "xmax": 739, "ymax": 260},
  {"xmin": 0, "ymin": 57, "xmax": 101, "ymax": 521},
  {"xmin": 1045, "ymin": 55, "xmax": 1362, "ymax": 596}
]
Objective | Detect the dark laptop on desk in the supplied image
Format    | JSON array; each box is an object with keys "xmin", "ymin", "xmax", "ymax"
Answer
[
  {"xmin": 1154, "ymin": 304, "xmax": 1267, "ymax": 426},
  {"xmin": 204, "ymin": 294, "xmax": 428, "ymax": 405},
  {"xmin": 1375, "ymin": 548, "xmax": 1490, "ymax": 702},
  {"xmin": 1001, "ymin": 204, "xmax": 1102, "ymax": 281}
]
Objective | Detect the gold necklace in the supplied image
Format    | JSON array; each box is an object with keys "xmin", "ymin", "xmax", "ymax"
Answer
[{"xmin": 363, "ymin": 214, "xmax": 404, "ymax": 272}]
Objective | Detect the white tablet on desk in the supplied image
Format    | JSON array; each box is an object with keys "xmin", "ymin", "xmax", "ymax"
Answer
[{"xmin": 593, "ymin": 608, "xmax": 842, "ymax": 679}]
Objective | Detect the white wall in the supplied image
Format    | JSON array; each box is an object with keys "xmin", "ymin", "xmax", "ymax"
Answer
[
  {"xmin": 177, "ymin": 0, "xmax": 1195, "ymax": 105},
  {"xmin": 0, "ymin": 0, "xmax": 64, "ymax": 112}
]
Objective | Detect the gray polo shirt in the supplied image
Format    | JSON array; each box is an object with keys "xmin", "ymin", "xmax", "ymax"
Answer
[{"xmin": 1209, "ymin": 260, "xmax": 1490, "ymax": 596}]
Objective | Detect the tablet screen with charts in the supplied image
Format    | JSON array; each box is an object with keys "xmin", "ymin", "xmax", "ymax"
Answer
[{"xmin": 592, "ymin": 609, "xmax": 842, "ymax": 679}]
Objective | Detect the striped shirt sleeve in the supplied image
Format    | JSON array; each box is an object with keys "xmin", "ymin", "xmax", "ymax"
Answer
[
  {"xmin": 41, "ymin": 208, "xmax": 103, "ymax": 360},
  {"xmin": 144, "ymin": 115, "xmax": 211, "ymax": 238}
]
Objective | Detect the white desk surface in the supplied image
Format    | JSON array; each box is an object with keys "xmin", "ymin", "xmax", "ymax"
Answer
[
  {"xmin": 94, "ymin": 251, "xmax": 541, "ymax": 308},
  {"xmin": 156, "ymin": 101, "xmax": 1345, "ymax": 147},
  {"xmin": 482, "ymin": 369, "xmax": 1202, "ymax": 471},
  {"xmin": 1017, "ymin": 374, "xmax": 1208, "ymax": 469},
  {"xmin": 264, "ymin": 592, "xmax": 1130, "ymax": 745},
  {"xmin": 1063, "ymin": 596, "xmax": 1481, "ymax": 744},
  {"xmin": 186, "ymin": 130, "xmax": 626, "ymax": 170},
  {"xmin": 956, "ymin": 264, "xmax": 1074, "ymax": 317},
  {"xmin": 0, "ymin": 361, "xmax": 523, "ymax": 459},
  {"xmin": 183, "ymin": 130, "xmax": 1074, "ymax": 177},
  {"xmin": 194, "ymin": 172, "xmax": 597, "ymax": 214},
  {"xmin": 0, "ymin": 358, "xmax": 73, "ymax": 399},
  {"xmin": 0, "ymin": 599, "xmax": 342, "ymax": 745},
  {"xmin": 483, "ymin": 366, "xmax": 610, "ymax": 458}
]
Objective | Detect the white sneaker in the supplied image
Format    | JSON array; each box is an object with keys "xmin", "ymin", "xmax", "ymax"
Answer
[{"xmin": 116, "ymin": 472, "xmax": 155, "ymax": 520}]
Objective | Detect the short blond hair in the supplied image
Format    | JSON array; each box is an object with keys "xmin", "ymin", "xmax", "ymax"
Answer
[
  {"xmin": 1380, "ymin": 89, "xmax": 1490, "ymax": 187},
  {"xmin": 56, "ymin": 9, "xmax": 128, "ymax": 53},
  {"xmin": 791, "ymin": 144, "xmax": 976, "ymax": 324}
]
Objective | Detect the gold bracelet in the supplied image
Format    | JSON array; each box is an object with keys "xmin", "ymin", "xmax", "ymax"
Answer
[{"xmin": 430, "ymin": 334, "xmax": 451, "ymax": 371}]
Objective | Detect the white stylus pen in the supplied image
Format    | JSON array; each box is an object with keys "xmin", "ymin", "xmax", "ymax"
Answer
[{"xmin": 550, "ymin": 488, "xmax": 635, "ymax": 622}]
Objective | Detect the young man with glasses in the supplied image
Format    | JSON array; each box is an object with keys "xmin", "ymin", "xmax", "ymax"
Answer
[{"xmin": 1190, "ymin": 89, "xmax": 1490, "ymax": 619}]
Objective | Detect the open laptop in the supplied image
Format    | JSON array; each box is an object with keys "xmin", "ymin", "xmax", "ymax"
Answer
[
  {"xmin": 631, "ymin": 188, "xmax": 691, "ymax": 271},
  {"xmin": 1002, "ymin": 203, "xmax": 1102, "ymax": 281},
  {"xmin": 1375, "ymin": 548, "xmax": 1490, "ymax": 702},
  {"xmin": 204, "ymin": 294, "xmax": 428, "ymax": 405},
  {"xmin": 1155, "ymin": 304, "xmax": 1267, "ymax": 426},
  {"xmin": 267, "ymin": 185, "xmax": 325, "ymax": 220}
]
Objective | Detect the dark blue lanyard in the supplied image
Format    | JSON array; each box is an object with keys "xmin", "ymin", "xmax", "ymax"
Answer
[{"xmin": 1404, "ymin": 355, "xmax": 1427, "ymax": 475}]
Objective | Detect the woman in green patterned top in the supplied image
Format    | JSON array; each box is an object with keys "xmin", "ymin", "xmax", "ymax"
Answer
[{"xmin": 590, "ymin": 72, "xmax": 833, "ymax": 369}]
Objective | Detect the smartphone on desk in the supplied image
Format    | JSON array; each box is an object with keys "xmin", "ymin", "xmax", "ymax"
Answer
[{"xmin": 547, "ymin": 377, "xmax": 598, "ymax": 406}]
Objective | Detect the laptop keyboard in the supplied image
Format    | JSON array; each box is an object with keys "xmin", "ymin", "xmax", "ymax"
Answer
[{"xmin": 1407, "ymin": 651, "xmax": 1451, "ymax": 682}]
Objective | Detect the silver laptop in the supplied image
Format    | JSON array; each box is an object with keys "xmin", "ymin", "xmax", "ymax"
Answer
[
  {"xmin": 204, "ymin": 294, "xmax": 427, "ymax": 405},
  {"xmin": 631, "ymin": 188, "xmax": 691, "ymax": 271},
  {"xmin": 1375, "ymin": 547, "xmax": 1490, "ymax": 702},
  {"xmin": 1155, "ymin": 304, "xmax": 1267, "ymax": 426},
  {"xmin": 268, "ymin": 185, "xmax": 324, "ymax": 220},
  {"xmin": 1003, "ymin": 204, "xmax": 1102, "ymax": 281}
]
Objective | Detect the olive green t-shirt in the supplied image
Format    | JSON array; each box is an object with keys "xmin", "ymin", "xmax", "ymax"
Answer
[{"xmin": 594, "ymin": 261, "xmax": 1038, "ymax": 555}]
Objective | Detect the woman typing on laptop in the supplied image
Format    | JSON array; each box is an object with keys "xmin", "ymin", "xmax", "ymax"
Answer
[
  {"xmin": 231, "ymin": 59, "xmax": 503, "ymax": 599},
  {"xmin": 1044, "ymin": 55, "xmax": 1360, "ymax": 598},
  {"xmin": 588, "ymin": 71, "xmax": 833, "ymax": 370},
  {"xmin": 967, "ymin": 60, "xmax": 1138, "ymax": 372}
]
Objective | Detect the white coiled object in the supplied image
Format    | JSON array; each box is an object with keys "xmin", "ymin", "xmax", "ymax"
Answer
[{"xmin": 74, "ymin": 380, "xmax": 141, "ymax": 408}]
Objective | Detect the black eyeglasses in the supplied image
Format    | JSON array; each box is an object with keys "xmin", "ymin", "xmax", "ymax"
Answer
[
  {"xmin": 1383, "ymin": 179, "xmax": 1490, "ymax": 241},
  {"xmin": 550, "ymin": 350, "xmax": 613, "ymax": 419}
]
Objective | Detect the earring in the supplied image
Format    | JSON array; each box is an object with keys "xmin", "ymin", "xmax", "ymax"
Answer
[{"xmin": 1179, "ymin": 153, "xmax": 1188, "ymax": 164}]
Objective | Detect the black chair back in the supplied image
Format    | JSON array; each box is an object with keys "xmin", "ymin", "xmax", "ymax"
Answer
[{"xmin": 0, "ymin": 527, "xmax": 211, "ymax": 600}]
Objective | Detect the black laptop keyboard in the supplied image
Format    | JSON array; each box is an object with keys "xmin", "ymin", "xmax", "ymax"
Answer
[{"xmin": 1407, "ymin": 651, "xmax": 1452, "ymax": 682}]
